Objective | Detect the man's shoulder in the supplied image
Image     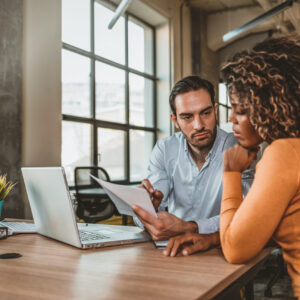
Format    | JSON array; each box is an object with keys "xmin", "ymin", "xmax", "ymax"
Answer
[
  {"xmin": 157, "ymin": 132, "xmax": 184, "ymax": 147},
  {"xmin": 153, "ymin": 132, "xmax": 184, "ymax": 159},
  {"xmin": 150, "ymin": 133, "xmax": 183, "ymax": 166}
]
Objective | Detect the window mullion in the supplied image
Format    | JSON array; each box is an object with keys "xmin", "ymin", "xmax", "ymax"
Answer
[
  {"xmin": 153, "ymin": 27, "xmax": 157, "ymax": 144},
  {"xmin": 125, "ymin": 13, "xmax": 130, "ymax": 182},
  {"xmin": 91, "ymin": 0, "xmax": 98, "ymax": 166}
]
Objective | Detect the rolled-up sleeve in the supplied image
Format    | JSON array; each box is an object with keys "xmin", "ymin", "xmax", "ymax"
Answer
[
  {"xmin": 133, "ymin": 140, "xmax": 171, "ymax": 228},
  {"xmin": 195, "ymin": 215, "xmax": 220, "ymax": 234}
]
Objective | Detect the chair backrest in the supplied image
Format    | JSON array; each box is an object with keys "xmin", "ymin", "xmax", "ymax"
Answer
[
  {"xmin": 74, "ymin": 166, "xmax": 116, "ymax": 223},
  {"xmin": 74, "ymin": 166, "xmax": 110, "ymax": 194}
]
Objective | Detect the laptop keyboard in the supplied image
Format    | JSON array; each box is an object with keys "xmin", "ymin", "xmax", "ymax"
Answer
[
  {"xmin": 0, "ymin": 222, "xmax": 36, "ymax": 233},
  {"xmin": 79, "ymin": 230, "xmax": 109, "ymax": 241}
]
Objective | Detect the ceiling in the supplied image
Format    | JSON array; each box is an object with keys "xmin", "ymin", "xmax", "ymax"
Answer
[
  {"xmin": 189, "ymin": 0, "xmax": 258, "ymax": 13},
  {"xmin": 188, "ymin": 0, "xmax": 300, "ymax": 49},
  {"xmin": 190, "ymin": 0, "xmax": 300, "ymax": 31}
]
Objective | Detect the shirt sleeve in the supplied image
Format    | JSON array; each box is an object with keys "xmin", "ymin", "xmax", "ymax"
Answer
[
  {"xmin": 146, "ymin": 140, "xmax": 171, "ymax": 210},
  {"xmin": 195, "ymin": 215, "xmax": 220, "ymax": 234},
  {"xmin": 133, "ymin": 139, "xmax": 171, "ymax": 229},
  {"xmin": 220, "ymin": 140, "xmax": 299, "ymax": 264}
]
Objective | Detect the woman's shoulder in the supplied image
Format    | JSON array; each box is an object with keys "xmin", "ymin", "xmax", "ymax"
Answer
[
  {"xmin": 268, "ymin": 138, "xmax": 300, "ymax": 155},
  {"xmin": 262, "ymin": 138, "xmax": 300, "ymax": 169}
]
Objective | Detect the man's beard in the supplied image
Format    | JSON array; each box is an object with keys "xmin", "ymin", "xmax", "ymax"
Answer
[{"xmin": 180, "ymin": 126, "xmax": 217, "ymax": 152}]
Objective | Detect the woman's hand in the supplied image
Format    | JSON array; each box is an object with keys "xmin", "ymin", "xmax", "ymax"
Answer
[
  {"xmin": 223, "ymin": 144, "xmax": 259, "ymax": 172},
  {"xmin": 163, "ymin": 232, "xmax": 220, "ymax": 257}
]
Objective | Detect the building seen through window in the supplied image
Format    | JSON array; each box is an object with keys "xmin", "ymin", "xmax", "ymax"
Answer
[{"xmin": 62, "ymin": 0, "xmax": 157, "ymax": 185}]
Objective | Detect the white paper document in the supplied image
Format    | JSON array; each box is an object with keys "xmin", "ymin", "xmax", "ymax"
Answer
[{"xmin": 90, "ymin": 175, "xmax": 158, "ymax": 218}]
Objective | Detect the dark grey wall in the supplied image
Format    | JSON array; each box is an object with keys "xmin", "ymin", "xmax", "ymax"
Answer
[
  {"xmin": 0, "ymin": 0, "xmax": 23, "ymax": 218},
  {"xmin": 190, "ymin": 8, "xmax": 219, "ymax": 88}
]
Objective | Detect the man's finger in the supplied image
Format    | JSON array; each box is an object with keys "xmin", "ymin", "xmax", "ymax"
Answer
[
  {"xmin": 170, "ymin": 234, "xmax": 196, "ymax": 256},
  {"xmin": 164, "ymin": 235, "xmax": 194, "ymax": 257},
  {"xmin": 182, "ymin": 241, "xmax": 205, "ymax": 256},
  {"xmin": 170, "ymin": 238, "xmax": 185, "ymax": 257},
  {"xmin": 132, "ymin": 204, "xmax": 157, "ymax": 224},
  {"xmin": 153, "ymin": 190, "xmax": 163, "ymax": 200},
  {"xmin": 141, "ymin": 179, "xmax": 154, "ymax": 194},
  {"xmin": 140, "ymin": 220, "xmax": 157, "ymax": 237},
  {"xmin": 164, "ymin": 237, "xmax": 176, "ymax": 256},
  {"xmin": 133, "ymin": 211, "xmax": 159, "ymax": 238}
]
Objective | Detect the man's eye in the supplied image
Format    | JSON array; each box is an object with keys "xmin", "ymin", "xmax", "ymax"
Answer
[
  {"xmin": 182, "ymin": 116, "xmax": 192, "ymax": 120},
  {"xmin": 202, "ymin": 110, "xmax": 212, "ymax": 116}
]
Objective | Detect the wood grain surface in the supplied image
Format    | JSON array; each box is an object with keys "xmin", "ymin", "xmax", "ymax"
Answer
[{"xmin": 0, "ymin": 232, "xmax": 272, "ymax": 300}]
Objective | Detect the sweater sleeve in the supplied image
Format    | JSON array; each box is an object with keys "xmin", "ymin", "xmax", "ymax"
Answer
[{"xmin": 220, "ymin": 140, "xmax": 300, "ymax": 264}]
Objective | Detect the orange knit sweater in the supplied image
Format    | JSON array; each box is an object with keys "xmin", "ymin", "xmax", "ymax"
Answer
[{"xmin": 221, "ymin": 138, "xmax": 300, "ymax": 298}]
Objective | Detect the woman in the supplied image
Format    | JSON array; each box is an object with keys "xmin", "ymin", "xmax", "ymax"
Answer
[{"xmin": 163, "ymin": 35, "xmax": 300, "ymax": 297}]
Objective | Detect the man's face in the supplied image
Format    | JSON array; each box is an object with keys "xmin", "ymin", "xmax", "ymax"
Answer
[{"xmin": 171, "ymin": 89, "xmax": 218, "ymax": 151}]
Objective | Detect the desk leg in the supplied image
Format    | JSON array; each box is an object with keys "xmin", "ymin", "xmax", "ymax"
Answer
[{"xmin": 245, "ymin": 280, "xmax": 254, "ymax": 300}]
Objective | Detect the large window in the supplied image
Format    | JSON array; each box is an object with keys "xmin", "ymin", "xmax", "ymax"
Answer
[{"xmin": 62, "ymin": 0, "xmax": 157, "ymax": 185}]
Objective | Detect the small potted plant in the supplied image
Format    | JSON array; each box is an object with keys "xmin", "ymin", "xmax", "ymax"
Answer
[{"xmin": 0, "ymin": 174, "xmax": 16, "ymax": 221}]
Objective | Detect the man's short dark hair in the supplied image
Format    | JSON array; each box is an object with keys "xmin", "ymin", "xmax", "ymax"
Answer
[{"xmin": 169, "ymin": 76, "xmax": 215, "ymax": 115}]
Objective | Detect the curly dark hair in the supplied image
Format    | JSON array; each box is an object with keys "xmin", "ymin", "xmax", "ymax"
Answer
[
  {"xmin": 169, "ymin": 76, "xmax": 215, "ymax": 115},
  {"xmin": 221, "ymin": 35, "xmax": 300, "ymax": 143}
]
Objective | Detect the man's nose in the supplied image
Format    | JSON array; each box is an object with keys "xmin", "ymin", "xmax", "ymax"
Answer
[{"xmin": 193, "ymin": 115, "xmax": 204, "ymax": 130}]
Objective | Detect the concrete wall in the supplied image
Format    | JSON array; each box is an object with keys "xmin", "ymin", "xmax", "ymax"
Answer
[
  {"xmin": 218, "ymin": 32, "xmax": 268, "ymax": 69},
  {"xmin": 207, "ymin": 6, "xmax": 272, "ymax": 52},
  {"xmin": 22, "ymin": 0, "xmax": 62, "ymax": 218},
  {"xmin": 0, "ymin": 0, "xmax": 23, "ymax": 218},
  {"xmin": 190, "ymin": 8, "xmax": 219, "ymax": 93}
]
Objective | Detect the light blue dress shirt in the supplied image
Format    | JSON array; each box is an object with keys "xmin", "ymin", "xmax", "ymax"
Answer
[{"xmin": 145, "ymin": 127, "xmax": 253, "ymax": 234}]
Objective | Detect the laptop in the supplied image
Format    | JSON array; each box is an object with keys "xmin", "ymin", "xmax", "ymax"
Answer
[{"xmin": 21, "ymin": 167, "xmax": 151, "ymax": 249}]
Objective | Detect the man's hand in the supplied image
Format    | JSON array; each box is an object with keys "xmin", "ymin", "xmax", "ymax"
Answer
[
  {"xmin": 138, "ymin": 179, "xmax": 163, "ymax": 211},
  {"xmin": 132, "ymin": 204, "xmax": 198, "ymax": 241},
  {"xmin": 163, "ymin": 232, "xmax": 220, "ymax": 257},
  {"xmin": 223, "ymin": 144, "xmax": 259, "ymax": 172}
]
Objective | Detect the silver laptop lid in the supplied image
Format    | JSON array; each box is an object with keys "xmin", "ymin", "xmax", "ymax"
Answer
[{"xmin": 22, "ymin": 167, "xmax": 82, "ymax": 248}]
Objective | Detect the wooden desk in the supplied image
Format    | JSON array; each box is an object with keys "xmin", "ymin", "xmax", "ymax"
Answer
[{"xmin": 0, "ymin": 233, "xmax": 273, "ymax": 300}]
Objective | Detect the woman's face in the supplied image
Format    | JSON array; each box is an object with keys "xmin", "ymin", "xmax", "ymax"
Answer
[{"xmin": 229, "ymin": 93, "xmax": 263, "ymax": 149}]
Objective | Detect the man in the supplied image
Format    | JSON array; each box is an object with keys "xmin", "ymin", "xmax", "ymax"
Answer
[{"xmin": 132, "ymin": 76, "xmax": 252, "ymax": 246}]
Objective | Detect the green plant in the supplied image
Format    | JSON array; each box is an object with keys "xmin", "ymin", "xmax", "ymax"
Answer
[{"xmin": 0, "ymin": 174, "xmax": 16, "ymax": 201}]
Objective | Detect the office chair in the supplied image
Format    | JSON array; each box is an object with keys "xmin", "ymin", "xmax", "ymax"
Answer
[
  {"xmin": 74, "ymin": 166, "xmax": 116, "ymax": 223},
  {"xmin": 264, "ymin": 248, "xmax": 286, "ymax": 297}
]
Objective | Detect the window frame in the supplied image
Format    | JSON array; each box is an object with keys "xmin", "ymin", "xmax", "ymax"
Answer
[
  {"xmin": 62, "ymin": 0, "xmax": 158, "ymax": 186},
  {"xmin": 218, "ymin": 82, "xmax": 231, "ymax": 125}
]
